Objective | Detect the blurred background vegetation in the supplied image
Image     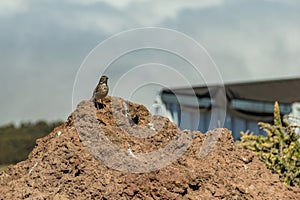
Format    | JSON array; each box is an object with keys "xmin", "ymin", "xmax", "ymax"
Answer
[{"xmin": 0, "ymin": 120, "xmax": 63, "ymax": 170}]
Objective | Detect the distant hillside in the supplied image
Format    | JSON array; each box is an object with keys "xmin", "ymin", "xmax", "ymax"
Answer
[{"xmin": 0, "ymin": 120, "xmax": 63, "ymax": 165}]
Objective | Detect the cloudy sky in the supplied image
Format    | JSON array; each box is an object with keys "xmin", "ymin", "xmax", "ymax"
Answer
[{"xmin": 1, "ymin": 0, "xmax": 300, "ymax": 125}]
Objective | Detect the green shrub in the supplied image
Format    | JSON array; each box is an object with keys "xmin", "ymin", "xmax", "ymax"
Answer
[{"xmin": 239, "ymin": 102, "xmax": 300, "ymax": 187}]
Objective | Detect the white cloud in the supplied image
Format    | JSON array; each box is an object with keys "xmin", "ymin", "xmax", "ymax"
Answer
[
  {"xmin": 284, "ymin": 28, "xmax": 300, "ymax": 52},
  {"xmin": 264, "ymin": 0, "xmax": 299, "ymax": 5},
  {"xmin": 56, "ymin": 11, "xmax": 128, "ymax": 34},
  {"xmin": 62, "ymin": 0, "xmax": 225, "ymax": 34},
  {"xmin": 0, "ymin": 0, "xmax": 28, "ymax": 17},
  {"xmin": 195, "ymin": 20, "xmax": 300, "ymax": 82},
  {"xmin": 127, "ymin": 0, "xmax": 224, "ymax": 25},
  {"xmin": 67, "ymin": 0, "xmax": 141, "ymax": 8},
  {"xmin": 69, "ymin": 0, "xmax": 223, "ymax": 10}
]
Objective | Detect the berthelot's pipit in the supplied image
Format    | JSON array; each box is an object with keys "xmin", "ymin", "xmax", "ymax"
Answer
[{"xmin": 93, "ymin": 75, "xmax": 109, "ymax": 109}]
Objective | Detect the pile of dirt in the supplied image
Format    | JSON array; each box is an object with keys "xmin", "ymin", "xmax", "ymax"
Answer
[{"xmin": 1, "ymin": 96, "xmax": 299, "ymax": 199}]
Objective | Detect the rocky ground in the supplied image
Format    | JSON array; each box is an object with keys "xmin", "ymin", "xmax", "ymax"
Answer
[{"xmin": 0, "ymin": 96, "xmax": 299, "ymax": 199}]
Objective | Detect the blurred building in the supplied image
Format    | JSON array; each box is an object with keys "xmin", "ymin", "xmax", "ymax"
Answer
[
  {"xmin": 285, "ymin": 102, "xmax": 300, "ymax": 142},
  {"xmin": 160, "ymin": 78, "xmax": 300, "ymax": 140}
]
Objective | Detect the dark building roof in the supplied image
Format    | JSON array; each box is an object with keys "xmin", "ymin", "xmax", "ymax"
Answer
[
  {"xmin": 161, "ymin": 77, "xmax": 300, "ymax": 121},
  {"xmin": 162, "ymin": 77, "xmax": 300, "ymax": 104},
  {"xmin": 225, "ymin": 78, "xmax": 300, "ymax": 104}
]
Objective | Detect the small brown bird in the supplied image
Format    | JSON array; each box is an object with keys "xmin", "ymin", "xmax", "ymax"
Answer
[{"xmin": 93, "ymin": 75, "xmax": 109, "ymax": 109}]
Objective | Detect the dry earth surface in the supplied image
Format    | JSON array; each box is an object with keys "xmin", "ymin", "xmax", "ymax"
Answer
[{"xmin": 0, "ymin": 96, "xmax": 299, "ymax": 199}]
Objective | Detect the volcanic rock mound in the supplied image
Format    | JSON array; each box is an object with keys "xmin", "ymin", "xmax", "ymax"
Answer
[{"xmin": 0, "ymin": 96, "xmax": 299, "ymax": 199}]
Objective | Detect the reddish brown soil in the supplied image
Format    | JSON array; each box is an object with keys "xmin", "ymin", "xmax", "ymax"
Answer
[{"xmin": 0, "ymin": 96, "xmax": 299, "ymax": 199}]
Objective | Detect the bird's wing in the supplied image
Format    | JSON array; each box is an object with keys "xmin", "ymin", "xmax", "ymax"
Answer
[{"xmin": 92, "ymin": 86, "xmax": 98, "ymax": 98}]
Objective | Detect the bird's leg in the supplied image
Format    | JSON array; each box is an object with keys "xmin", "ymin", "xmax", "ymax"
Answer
[
  {"xmin": 101, "ymin": 98, "xmax": 106, "ymax": 108},
  {"xmin": 94, "ymin": 98, "xmax": 99, "ymax": 109}
]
